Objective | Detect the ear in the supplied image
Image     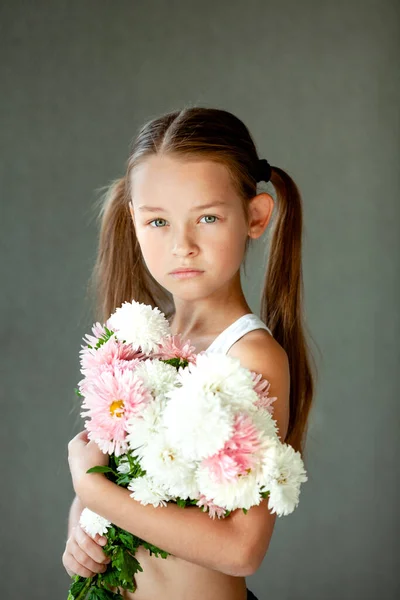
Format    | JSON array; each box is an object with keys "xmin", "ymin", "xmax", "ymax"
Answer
[{"xmin": 247, "ymin": 193, "xmax": 274, "ymax": 239}]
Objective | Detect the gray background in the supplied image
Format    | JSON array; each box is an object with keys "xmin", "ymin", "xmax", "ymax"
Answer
[{"xmin": 1, "ymin": 1, "xmax": 399, "ymax": 598}]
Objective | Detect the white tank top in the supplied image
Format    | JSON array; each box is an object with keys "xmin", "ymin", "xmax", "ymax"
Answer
[{"xmin": 205, "ymin": 313, "xmax": 273, "ymax": 355}]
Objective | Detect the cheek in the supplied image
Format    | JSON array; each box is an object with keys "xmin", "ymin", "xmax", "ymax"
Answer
[
  {"xmin": 136, "ymin": 231, "xmax": 162, "ymax": 261},
  {"xmin": 209, "ymin": 235, "xmax": 246, "ymax": 273},
  {"xmin": 134, "ymin": 237, "xmax": 159, "ymax": 277}
]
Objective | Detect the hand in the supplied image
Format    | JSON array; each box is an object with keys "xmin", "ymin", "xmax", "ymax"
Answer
[
  {"xmin": 62, "ymin": 523, "xmax": 111, "ymax": 578},
  {"xmin": 68, "ymin": 430, "xmax": 109, "ymax": 497}
]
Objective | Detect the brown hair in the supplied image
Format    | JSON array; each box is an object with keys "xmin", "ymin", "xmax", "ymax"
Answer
[{"xmin": 88, "ymin": 106, "xmax": 317, "ymax": 459}]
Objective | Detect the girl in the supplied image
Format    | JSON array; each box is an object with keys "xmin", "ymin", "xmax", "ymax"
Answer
[{"xmin": 64, "ymin": 106, "xmax": 316, "ymax": 600}]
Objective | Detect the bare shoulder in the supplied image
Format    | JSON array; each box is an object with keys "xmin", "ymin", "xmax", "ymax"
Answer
[{"xmin": 228, "ymin": 328, "xmax": 290, "ymax": 443}]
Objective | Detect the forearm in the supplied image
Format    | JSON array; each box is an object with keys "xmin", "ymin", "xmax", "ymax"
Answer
[
  {"xmin": 81, "ymin": 474, "xmax": 248, "ymax": 577},
  {"xmin": 67, "ymin": 495, "xmax": 85, "ymax": 538}
]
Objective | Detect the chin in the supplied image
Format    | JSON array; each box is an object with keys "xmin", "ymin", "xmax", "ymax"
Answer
[{"xmin": 171, "ymin": 285, "xmax": 224, "ymax": 304}]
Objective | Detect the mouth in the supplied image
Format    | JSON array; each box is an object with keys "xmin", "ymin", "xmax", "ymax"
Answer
[
  {"xmin": 170, "ymin": 268, "xmax": 204, "ymax": 278},
  {"xmin": 170, "ymin": 268, "xmax": 203, "ymax": 274}
]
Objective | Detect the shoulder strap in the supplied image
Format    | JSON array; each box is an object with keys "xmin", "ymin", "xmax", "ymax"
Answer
[{"xmin": 205, "ymin": 314, "xmax": 273, "ymax": 355}]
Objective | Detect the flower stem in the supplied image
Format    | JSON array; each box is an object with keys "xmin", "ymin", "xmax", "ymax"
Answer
[{"xmin": 68, "ymin": 576, "xmax": 94, "ymax": 600}]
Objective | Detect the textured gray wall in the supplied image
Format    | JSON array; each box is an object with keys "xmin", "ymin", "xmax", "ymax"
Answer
[{"xmin": 1, "ymin": 1, "xmax": 399, "ymax": 598}]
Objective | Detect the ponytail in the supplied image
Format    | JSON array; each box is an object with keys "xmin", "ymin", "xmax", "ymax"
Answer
[{"xmin": 260, "ymin": 166, "xmax": 317, "ymax": 459}]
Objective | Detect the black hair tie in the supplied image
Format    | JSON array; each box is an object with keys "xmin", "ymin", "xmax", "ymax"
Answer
[{"xmin": 255, "ymin": 158, "xmax": 272, "ymax": 183}]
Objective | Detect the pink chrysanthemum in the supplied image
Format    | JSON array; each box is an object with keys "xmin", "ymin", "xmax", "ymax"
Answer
[
  {"xmin": 200, "ymin": 414, "xmax": 262, "ymax": 484},
  {"xmin": 78, "ymin": 358, "xmax": 142, "ymax": 395},
  {"xmin": 251, "ymin": 372, "xmax": 277, "ymax": 414},
  {"xmin": 81, "ymin": 319, "xmax": 115, "ymax": 348},
  {"xmin": 196, "ymin": 494, "xmax": 226, "ymax": 519},
  {"xmin": 79, "ymin": 335, "xmax": 145, "ymax": 373},
  {"xmin": 152, "ymin": 334, "xmax": 197, "ymax": 364},
  {"xmin": 80, "ymin": 366, "xmax": 152, "ymax": 456}
]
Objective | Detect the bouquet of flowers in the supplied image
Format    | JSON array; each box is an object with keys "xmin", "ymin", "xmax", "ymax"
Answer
[{"xmin": 67, "ymin": 301, "xmax": 307, "ymax": 600}]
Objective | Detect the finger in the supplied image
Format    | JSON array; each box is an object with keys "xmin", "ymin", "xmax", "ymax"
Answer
[
  {"xmin": 79, "ymin": 430, "xmax": 89, "ymax": 442},
  {"xmin": 61, "ymin": 550, "xmax": 75, "ymax": 578},
  {"xmin": 62, "ymin": 550, "xmax": 97, "ymax": 579},
  {"xmin": 94, "ymin": 533, "xmax": 108, "ymax": 547},
  {"xmin": 69, "ymin": 539, "xmax": 109, "ymax": 574},
  {"xmin": 68, "ymin": 430, "xmax": 88, "ymax": 447},
  {"xmin": 75, "ymin": 525, "xmax": 111, "ymax": 564}
]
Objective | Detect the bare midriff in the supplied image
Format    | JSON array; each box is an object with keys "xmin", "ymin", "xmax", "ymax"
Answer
[{"xmin": 108, "ymin": 545, "xmax": 248, "ymax": 600}]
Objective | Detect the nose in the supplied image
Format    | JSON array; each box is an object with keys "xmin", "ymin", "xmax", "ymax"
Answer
[{"xmin": 171, "ymin": 227, "xmax": 199, "ymax": 258}]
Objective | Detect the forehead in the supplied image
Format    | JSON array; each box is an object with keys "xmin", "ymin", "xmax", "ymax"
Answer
[{"xmin": 130, "ymin": 155, "xmax": 237, "ymax": 205}]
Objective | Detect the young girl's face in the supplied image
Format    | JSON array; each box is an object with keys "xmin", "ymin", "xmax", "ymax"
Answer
[{"xmin": 129, "ymin": 154, "xmax": 249, "ymax": 302}]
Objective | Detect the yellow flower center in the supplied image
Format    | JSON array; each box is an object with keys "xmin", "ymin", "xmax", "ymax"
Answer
[
  {"xmin": 110, "ymin": 399, "xmax": 124, "ymax": 418},
  {"xmin": 162, "ymin": 449, "xmax": 175, "ymax": 462}
]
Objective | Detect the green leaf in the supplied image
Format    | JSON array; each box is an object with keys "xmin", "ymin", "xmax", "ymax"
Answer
[
  {"xmin": 69, "ymin": 575, "xmax": 95, "ymax": 599},
  {"xmin": 94, "ymin": 329, "xmax": 115, "ymax": 350},
  {"xmin": 109, "ymin": 454, "xmax": 118, "ymax": 469},
  {"xmin": 100, "ymin": 570, "xmax": 121, "ymax": 589},
  {"xmin": 123, "ymin": 552, "xmax": 143, "ymax": 579},
  {"xmin": 115, "ymin": 474, "xmax": 131, "ymax": 487},
  {"xmin": 118, "ymin": 531, "xmax": 140, "ymax": 553},
  {"xmin": 74, "ymin": 388, "xmax": 84, "ymax": 398},
  {"xmin": 161, "ymin": 357, "xmax": 189, "ymax": 369},
  {"xmin": 107, "ymin": 526, "xmax": 117, "ymax": 541},
  {"xmin": 86, "ymin": 466, "xmax": 117, "ymax": 475},
  {"xmin": 87, "ymin": 587, "xmax": 119, "ymax": 600},
  {"xmin": 242, "ymin": 508, "xmax": 248, "ymax": 515},
  {"xmin": 114, "ymin": 546, "xmax": 144, "ymax": 582},
  {"xmin": 112, "ymin": 546, "xmax": 125, "ymax": 571},
  {"xmin": 69, "ymin": 576, "xmax": 89, "ymax": 596},
  {"xmin": 140, "ymin": 540, "xmax": 169, "ymax": 559}
]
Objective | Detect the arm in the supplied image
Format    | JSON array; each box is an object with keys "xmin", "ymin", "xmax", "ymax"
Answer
[
  {"xmin": 80, "ymin": 474, "xmax": 249, "ymax": 577},
  {"xmin": 227, "ymin": 331, "xmax": 290, "ymax": 574},
  {"xmin": 67, "ymin": 495, "xmax": 85, "ymax": 538},
  {"xmin": 78, "ymin": 332, "xmax": 290, "ymax": 578}
]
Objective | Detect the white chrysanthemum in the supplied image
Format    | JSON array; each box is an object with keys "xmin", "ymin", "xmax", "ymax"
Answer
[
  {"xmin": 134, "ymin": 359, "xmax": 178, "ymax": 399},
  {"xmin": 138, "ymin": 431, "xmax": 200, "ymax": 498},
  {"xmin": 261, "ymin": 443, "xmax": 308, "ymax": 517},
  {"xmin": 166, "ymin": 473, "xmax": 200, "ymax": 500},
  {"xmin": 128, "ymin": 475, "xmax": 173, "ymax": 507},
  {"xmin": 116, "ymin": 454, "xmax": 130, "ymax": 474},
  {"xmin": 176, "ymin": 353, "xmax": 259, "ymax": 411},
  {"xmin": 163, "ymin": 386, "xmax": 234, "ymax": 461},
  {"xmin": 248, "ymin": 405, "xmax": 280, "ymax": 440},
  {"xmin": 126, "ymin": 396, "xmax": 166, "ymax": 453},
  {"xmin": 196, "ymin": 466, "xmax": 262, "ymax": 511},
  {"xmin": 79, "ymin": 508, "xmax": 111, "ymax": 538},
  {"xmin": 107, "ymin": 301, "xmax": 171, "ymax": 354}
]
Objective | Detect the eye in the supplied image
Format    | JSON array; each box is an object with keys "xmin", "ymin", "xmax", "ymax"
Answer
[
  {"xmin": 149, "ymin": 218, "xmax": 167, "ymax": 228},
  {"xmin": 200, "ymin": 215, "xmax": 218, "ymax": 224}
]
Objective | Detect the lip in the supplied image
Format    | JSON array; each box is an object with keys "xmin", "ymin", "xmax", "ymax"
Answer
[
  {"xmin": 170, "ymin": 268, "xmax": 204, "ymax": 279},
  {"xmin": 170, "ymin": 268, "xmax": 203, "ymax": 274}
]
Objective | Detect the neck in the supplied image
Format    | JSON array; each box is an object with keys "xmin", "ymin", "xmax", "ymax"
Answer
[{"xmin": 168, "ymin": 273, "xmax": 252, "ymax": 340}]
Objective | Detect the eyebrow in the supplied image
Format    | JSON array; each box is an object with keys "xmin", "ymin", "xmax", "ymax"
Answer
[{"xmin": 137, "ymin": 201, "xmax": 230, "ymax": 213}]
